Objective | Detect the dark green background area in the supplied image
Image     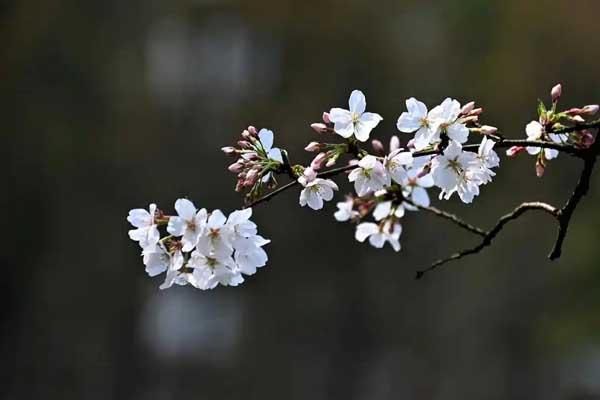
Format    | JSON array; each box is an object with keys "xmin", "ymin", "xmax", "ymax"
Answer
[{"xmin": 4, "ymin": 0, "xmax": 600, "ymax": 398}]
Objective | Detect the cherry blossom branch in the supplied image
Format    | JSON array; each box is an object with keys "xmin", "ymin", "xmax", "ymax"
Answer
[
  {"xmin": 416, "ymin": 134, "xmax": 600, "ymax": 279},
  {"xmin": 408, "ymin": 202, "xmax": 486, "ymax": 237},
  {"xmin": 415, "ymin": 202, "xmax": 560, "ymax": 279}
]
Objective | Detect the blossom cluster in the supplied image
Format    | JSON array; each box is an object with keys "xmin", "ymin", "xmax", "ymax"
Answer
[
  {"xmin": 301, "ymin": 90, "xmax": 500, "ymax": 251},
  {"xmin": 506, "ymin": 84, "xmax": 598, "ymax": 176},
  {"xmin": 127, "ymin": 83, "xmax": 597, "ymax": 290},
  {"xmin": 127, "ymin": 200, "xmax": 269, "ymax": 290}
]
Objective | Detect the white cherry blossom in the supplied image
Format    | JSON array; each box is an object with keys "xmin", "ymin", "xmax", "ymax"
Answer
[
  {"xmin": 348, "ymin": 155, "xmax": 390, "ymax": 196},
  {"xmin": 258, "ymin": 129, "xmax": 284, "ymax": 182},
  {"xmin": 167, "ymin": 199, "xmax": 207, "ymax": 251},
  {"xmin": 298, "ymin": 167, "xmax": 339, "ymax": 210},
  {"xmin": 334, "ymin": 199, "xmax": 359, "ymax": 222},
  {"xmin": 355, "ymin": 221, "xmax": 402, "ymax": 251},
  {"xmin": 142, "ymin": 244, "xmax": 169, "ymax": 277},
  {"xmin": 525, "ymin": 121, "xmax": 565, "ymax": 160},
  {"xmin": 431, "ymin": 141, "xmax": 481, "ymax": 203},
  {"xmin": 226, "ymin": 208, "xmax": 257, "ymax": 241},
  {"xmin": 128, "ymin": 203, "xmax": 160, "ymax": 251},
  {"xmin": 188, "ymin": 250, "xmax": 243, "ymax": 290},
  {"xmin": 196, "ymin": 210, "xmax": 234, "ymax": 259},
  {"xmin": 233, "ymin": 235, "xmax": 270, "ymax": 276},
  {"xmin": 329, "ymin": 90, "xmax": 383, "ymax": 142},
  {"xmin": 429, "ymin": 98, "xmax": 470, "ymax": 144},
  {"xmin": 396, "ymin": 98, "xmax": 438, "ymax": 150},
  {"xmin": 384, "ymin": 149, "xmax": 414, "ymax": 184}
]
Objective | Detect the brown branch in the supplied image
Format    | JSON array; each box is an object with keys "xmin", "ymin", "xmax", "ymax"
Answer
[
  {"xmin": 408, "ymin": 202, "xmax": 487, "ymax": 237},
  {"xmin": 549, "ymin": 139, "xmax": 600, "ymax": 259},
  {"xmin": 415, "ymin": 202, "xmax": 560, "ymax": 279}
]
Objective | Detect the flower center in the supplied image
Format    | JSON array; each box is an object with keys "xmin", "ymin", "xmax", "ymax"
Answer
[
  {"xmin": 351, "ymin": 112, "xmax": 360, "ymax": 123},
  {"xmin": 186, "ymin": 221, "xmax": 197, "ymax": 231},
  {"xmin": 447, "ymin": 158, "xmax": 463, "ymax": 174},
  {"xmin": 209, "ymin": 228, "xmax": 220, "ymax": 238}
]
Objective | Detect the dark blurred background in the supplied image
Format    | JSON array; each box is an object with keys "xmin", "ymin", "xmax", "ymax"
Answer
[{"xmin": 4, "ymin": 0, "xmax": 600, "ymax": 399}]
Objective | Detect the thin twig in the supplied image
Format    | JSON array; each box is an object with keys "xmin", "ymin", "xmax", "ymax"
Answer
[
  {"xmin": 549, "ymin": 140, "xmax": 600, "ymax": 259},
  {"xmin": 408, "ymin": 202, "xmax": 486, "ymax": 237},
  {"xmin": 415, "ymin": 202, "xmax": 560, "ymax": 279}
]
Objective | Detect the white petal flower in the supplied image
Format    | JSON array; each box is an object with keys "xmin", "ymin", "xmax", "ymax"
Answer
[
  {"xmin": 127, "ymin": 203, "xmax": 160, "ymax": 251},
  {"xmin": 334, "ymin": 199, "xmax": 358, "ymax": 222},
  {"xmin": 142, "ymin": 244, "xmax": 169, "ymax": 277},
  {"xmin": 400, "ymin": 166, "xmax": 434, "ymax": 209},
  {"xmin": 226, "ymin": 208, "xmax": 257, "ymax": 240},
  {"xmin": 258, "ymin": 129, "xmax": 283, "ymax": 182},
  {"xmin": 397, "ymin": 98, "xmax": 438, "ymax": 150},
  {"xmin": 167, "ymin": 199, "xmax": 208, "ymax": 252},
  {"xmin": 196, "ymin": 210, "xmax": 234, "ymax": 259},
  {"xmin": 233, "ymin": 235, "xmax": 270, "ymax": 275},
  {"xmin": 188, "ymin": 250, "xmax": 243, "ymax": 290},
  {"xmin": 384, "ymin": 149, "xmax": 414, "ymax": 184},
  {"xmin": 429, "ymin": 98, "xmax": 469, "ymax": 144},
  {"xmin": 431, "ymin": 141, "xmax": 482, "ymax": 203},
  {"xmin": 299, "ymin": 178, "xmax": 339, "ymax": 210},
  {"xmin": 348, "ymin": 155, "xmax": 390, "ymax": 196},
  {"xmin": 329, "ymin": 90, "xmax": 383, "ymax": 142},
  {"xmin": 355, "ymin": 221, "xmax": 402, "ymax": 251}
]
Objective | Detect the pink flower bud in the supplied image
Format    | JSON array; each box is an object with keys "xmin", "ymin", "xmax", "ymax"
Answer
[
  {"xmin": 572, "ymin": 115, "xmax": 585, "ymax": 124},
  {"xmin": 389, "ymin": 135, "xmax": 400, "ymax": 152},
  {"xmin": 247, "ymin": 126, "xmax": 258, "ymax": 136},
  {"xmin": 304, "ymin": 141, "xmax": 321, "ymax": 152},
  {"xmin": 325, "ymin": 158, "xmax": 336, "ymax": 167},
  {"xmin": 322, "ymin": 112, "xmax": 331, "ymax": 124},
  {"xmin": 536, "ymin": 161, "xmax": 545, "ymax": 178},
  {"xmin": 470, "ymin": 107, "xmax": 484, "ymax": 116},
  {"xmin": 221, "ymin": 146, "xmax": 237, "ymax": 156},
  {"xmin": 480, "ymin": 125, "xmax": 498, "ymax": 135},
  {"xmin": 551, "ymin": 83, "xmax": 562, "ymax": 102},
  {"xmin": 244, "ymin": 169, "xmax": 259, "ymax": 185},
  {"xmin": 237, "ymin": 140, "xmax": 252, "ymax": 149},
  {"xmin": 241, "ymin": 130, "xmax": 252, "ymax": 140},
  {"xmin": 406, "ymin": 139, "xmax": 416, "ymax": 150},
  {"xmin": 371, "ymin": 139, "xmax": 385, "ymax": 154},
  {"xmin": 310, "ymin": 152, "xmax": 327, "ymax": 170},
  {"xmin": 581, "ymin": 130, "xmax": 595, "ymax": 148},
  {"xmin": 565, "ymin": 108, "xmax": 583, "ymax": 116},
  {"xmin": 506, "ymin": 146, "xmax": 525, "ymax": 157},
  {"xmin": 581, "ymin": 104, "xmax": 599, "ymax": 116},
  {"xmin": 460, "ymin": 101, "xmax": 475, "ymax": 115},
  {"xmin": 311, "ymin": 123, "xmax": 329, "ymax": 134},
  {"xmin": 228, "ymin": 162, "xmax": 244, "ymax": 173}
]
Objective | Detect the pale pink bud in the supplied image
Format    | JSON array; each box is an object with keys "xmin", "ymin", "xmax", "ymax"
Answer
[
  {"xmin": 572, "ymin": 115, "xmax": 585, "ymax": 124},
  {"xmin": 470, "ymin": 107, "xmax": 484, "ymax": 116},
  {"xmin": 241, "ymin": 130, "xmax": 252, "ymax": 140},
  {"xmin": 551, "ymin": 83, "xmax": 562, "ymax": 102},
  {"xmin": 247, "ymin": 126, "xmax": 258, "ymax": 136},
  {"xmin": 461, "ymin": 115, "xmax": 479, "ymax": 124},
  {"xmin": 460, "ymin": 101, "xmax": 475, "ymax": 115},
  {"xmin": 480, "ymin": 125, "xmax": 498, "ymax": 135},
  {"xmin": 311, "ymin": 123, "xmax": 329, "ymax": 134},
  {"xmin": 245, "ymin": 169, "xmax": 259, "ymax": 185},
  {"xmin": 389, "ymin": 135, "xmax": 400, "ymax": 152},
  {"xmin": 228, "ymin": 162, "xmax": 244, "ymax": 173},
  {"xmin": 221, "ymin": 146, "xmax": 237, "ymax": 156},
  {"xmin": 322, "ymin": 112, "xmax": 331, "ymax": 124},
  {"xmin": 371, "ymin": 139, "xmax": 385, "ymax": 154},
  {"xmin": 325, "ymin": 158, "xmax": 336, "ymax": 167},
  {"xmin": 581, "ymin": 130, "xmax": 595, "ymax": 148},
  {"xmin": 565, "ymin": 107, "xmax": 583, "ymax": 116},
  {"xmin": 304, "ymin": 141, "xmax": 321, "ymax": 152},
  {"xmin": 237, "ymin": 140, "xmax": 252, "ymax": 149},
  {"xmin": 535, "ymin": 161, "xmax": 545, "ymax": 178},
  {"xmin": 581, "ymin": 104, "xmax": 599, "ymax": 116},
  {"xmin": 310, "ymin": 152, "xmax": 327, "ymax": 170},
  {"xmin": 406, "ymin": 139, "xmax": 416, "ymax": 150},
  {"xmin": 506, "ymin": 146, "xmax": 525, "ymax": 157}
]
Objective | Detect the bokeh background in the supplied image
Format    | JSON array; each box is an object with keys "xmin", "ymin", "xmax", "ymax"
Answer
[{"xmin": 4, "ymin": 0, "xmax": 600, "ymax": 398}]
